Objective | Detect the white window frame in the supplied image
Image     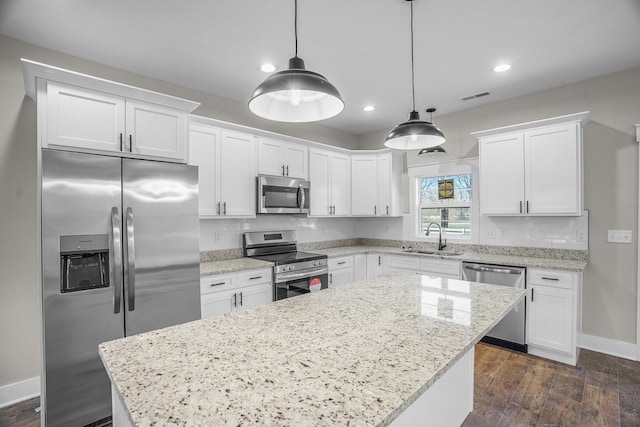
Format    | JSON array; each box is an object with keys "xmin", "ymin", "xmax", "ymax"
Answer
[{"xmin": 407, "ymin": 158, "xmax": 480, "ymax": 244}]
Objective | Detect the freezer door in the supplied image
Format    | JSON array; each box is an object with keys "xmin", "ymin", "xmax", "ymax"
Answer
[
  {"xmin": 122, "ymin": 158, "xmax": 201, "ymax": 335},
  {"xmin": 41, "ymin": 149, "xmax": 125, "ymax": 427}
]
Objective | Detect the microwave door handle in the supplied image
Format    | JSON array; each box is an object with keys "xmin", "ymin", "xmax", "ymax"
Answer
[
  {"xmin": 298, "ymin": 185, "xmax": 305, "ymax": 212},
  {"xmin": 110, "ymin": 207, "xmax": 122, "ymax": 314},
  {"xmin": 125, "ymin": 207, "xmax": 136, "ymax": 311}
]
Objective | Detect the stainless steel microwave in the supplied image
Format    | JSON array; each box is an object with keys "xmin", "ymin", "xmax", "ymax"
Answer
[{"xmin": 257, "ymin": 175, "xmax": 310, "ymax": 214}]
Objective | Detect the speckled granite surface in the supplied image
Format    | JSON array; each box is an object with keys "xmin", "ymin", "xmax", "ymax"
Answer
[
  {"xmin": 200, "ymin": 257, "xmax": 272, "ymax": 276},
  {"xmin": 99, "ymin": 273, "xmax": 525, "ymax": 427},
  {"xmin": 312, "ymin": 246, "xmax": 587, "ymax": 272}
]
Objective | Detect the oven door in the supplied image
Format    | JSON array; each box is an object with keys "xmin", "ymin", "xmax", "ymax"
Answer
[{"xmin": 274, "ymin": 268, "xmax": 328, "ymax": 301}]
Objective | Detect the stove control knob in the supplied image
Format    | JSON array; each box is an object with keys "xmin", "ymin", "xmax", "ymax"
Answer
[{"xmin": 290, "ymin": 265, "xmax": 295, "ymax": 271}]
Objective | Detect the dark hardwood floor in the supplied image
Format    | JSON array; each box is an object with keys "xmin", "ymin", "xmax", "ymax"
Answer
[
  {"xmin": 1, "ymin": 343, "xmax": 638, "ymax": 426},
  {"xmin": 463, "ymin": 342, "xmax": 640, "ymax": 426}
]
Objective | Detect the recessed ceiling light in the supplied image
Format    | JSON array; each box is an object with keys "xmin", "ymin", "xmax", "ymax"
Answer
[
  {"xmin": 260, "ymin": 63, "xmax": 276, "ymax": 73},
  {"xmin": 494, "ymin": 63, "xmax": 511, "ymax": 73},
  {"xmin": 363, "ymin": 105, "xmax": 375, "ymax": 112}
]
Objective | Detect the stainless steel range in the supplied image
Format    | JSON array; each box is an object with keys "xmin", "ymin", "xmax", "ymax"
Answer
[{"xmin": 243, "ymin": 231, "xmax": 328, "ymax": 300}]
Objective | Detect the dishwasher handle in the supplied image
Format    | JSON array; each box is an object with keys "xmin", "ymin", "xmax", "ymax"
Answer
[{"xmin": 463, "ymin": 263, "xmax": 524, "ymax": 275}]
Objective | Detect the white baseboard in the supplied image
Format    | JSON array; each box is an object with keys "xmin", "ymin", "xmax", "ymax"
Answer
[
  {"xmin": 0, "ymin": 376, "xmax": 40, "ymax": 408},
  {"xmin": 579, "ymin": 333, "xmax": 637, "ymax": 361}
]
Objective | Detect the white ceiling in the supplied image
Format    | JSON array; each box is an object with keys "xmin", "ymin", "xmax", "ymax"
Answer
[{"xmin": 1, "ymin": 0, "xmax": 639, "ymax": 135}]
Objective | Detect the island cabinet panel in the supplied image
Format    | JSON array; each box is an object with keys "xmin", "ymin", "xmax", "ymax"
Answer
[
  {"xmin": 189, "ymin": 123, "xmax": 257, "ymax": 218},
  {"xmin": 366, "ymin": 254, "xmax": 384, "ymax": 278},
  {"xmin": 45, "ymin": 81, "xmax": 191, "ymax": 162},
  {"xmin": 328, "ymin": 256, "xmax": 354, "ymax": 288},
  {"xmin": 309, "ymin": 149, "xmax": 351, "ymax": 216},
  {"xmin": 257, "ymin": 137, "xmax": 308, "ymax": 179},
  {"xmin": 200, "ymin": 268, "xmax": 272, "ymax": 319},
  {"xmin": 527, "ymin": 268, "xmax": 581, "ymax": 365},
  {"xmin": 476, "ymin": 112, "xmax": 588, "ymax": 217}
]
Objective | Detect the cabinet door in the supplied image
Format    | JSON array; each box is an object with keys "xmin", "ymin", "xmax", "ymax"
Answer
[
  {"xmin": 331, "ymin": 153, "xmax": 351, "ymax": 216},
  {"xmin": 366, "ymin": 254, "xmax": 384, "ymax": 278},
  {"xmin": 527, "ymin": 285, "xmax": 574, "ymax": 354},
  {"xmin": 384, "ymin": 255, "xmax": 421, "ymax": 273},
  {"xmin": 329, "ymin": 269, "xmax": 354, "ymax": 288},
  {"xmin": 189, "ymin": 125, "xmax": 219, "ymax": 217},
  {"xmin": 257, "ymin": 138, "xmax": 285, "ymax": 176},
  {"xmin": 218, "ymin": 131, "xmax": 256, "ymax": 217},
  {"xmin": 479, "ymin": 132, "xmax": 525, "ymax": 215},
  {"xmin": 46, "ymin": 82, "xmax": 125, "ymax": 153},
  {"xmin": 351, "ymin": 156, "xmax": 378, "ymax": 215},
  {"xmin": 353, "ymin": 254, "xmax": 367, "ymax": 281},
  {"xmin": 524, "ymin": 123, "xmax": 580, "ymax": 215},
  {"xmin": 377, "ymin": 154, "xmax": 392, "ymax": 216},
  {"xmin": 283, "ymin": 143, "xmax": 308, "ymax": 179},
  {"xmin": 309, "ymin": 150, "xmax": 332, "ymax": 216},
  {"xmin": 201, "ymin": 290, "xmax": 234, "ymax": 319},
  {"xmin": 237, "ymin": 283, "xmax": 273, "ymax": 311},
  {"xmin": 126, "ymin": 99, "xmax": 187, "ymax": 161}
]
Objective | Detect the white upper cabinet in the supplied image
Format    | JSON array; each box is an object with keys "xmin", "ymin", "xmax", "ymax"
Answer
[
  {"xmin": 257, "ymin": 137, "xmax": 308, "ymax": 179},
  {"xmin": 475, "ymin": 112, "xmax": 589, "ymax": 216},
  {"xmin": 24, "ymin": 60, "xmax": 199, "ymax": 163},
  {"xmin": 351, "ymin": 152, "xmax": 402, "ymax": 217},
  {"xmin": 189, "ymin": 121, "xmax": 257, "ymax": 218},
  {"xmin": 309, "ymin": 148, "xmax": 351, "ymax": 216}
]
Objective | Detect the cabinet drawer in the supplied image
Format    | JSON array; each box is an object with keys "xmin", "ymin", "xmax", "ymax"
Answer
[
  {"xmin": 329, "ymin": 256, "xmax": 353, "ymax": 270},
  {"xmin": 200, "ymin": 275, "xmax": 234, "ymax": 295},
  {"xmin": 421, "ymin": 259, "xmax": 460, "ymax": 278},
  {"xmin": 528, "ymin": 269, "xmax": 574, "ymax": 290},
  {"xmin": 385, "ymin": 255, "xmax": 421, "ymax": 272},
  {"xmin": 237, "ymin": 268, "xmax": 272, "ymax": 287}
]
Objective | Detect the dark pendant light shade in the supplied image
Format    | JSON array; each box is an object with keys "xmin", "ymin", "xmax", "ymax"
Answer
[
  {"xmin": 249, "ymin": 56, "xmax": 344, "ymax": 122},
  {"xmin": 384, "ymin": 0, "xmax": 445, "ymax": 150},
  {"xmin": 248, "ymin": 0, "xmax": 344, "ymax": 123},
  {"xmin": 418, "ymin": 145, "xmax": 447, "ymax": 156},
  {"xmin": 385, "ymin": 110, "xmax": 445, "ymax": 149}
]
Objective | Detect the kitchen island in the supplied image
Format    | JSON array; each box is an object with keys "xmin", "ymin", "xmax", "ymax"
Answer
[{"xmin": 99, "ymin": 273, "xmax": 525, "ymax": 426}]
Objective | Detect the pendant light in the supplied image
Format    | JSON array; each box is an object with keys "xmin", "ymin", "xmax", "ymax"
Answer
[
  {"xmin": 418, "ymin": 108, "xmax": 447, "ymax": 156},
  {"xmin": 248, "ymin": 0, "xmax": 344, "ymax": 123},
  {"xmin": 384, "ymin": 0, "xmax": 445, "ymax": 150}
]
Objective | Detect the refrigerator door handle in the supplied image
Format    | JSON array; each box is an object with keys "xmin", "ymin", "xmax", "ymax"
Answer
[
  {"xmin": 110, "ymin": 207, "xmax": 122, "ymax": 314},
  {"xmin": 125, "ymin": 207, "xmax": 136, "ymax": 311}
]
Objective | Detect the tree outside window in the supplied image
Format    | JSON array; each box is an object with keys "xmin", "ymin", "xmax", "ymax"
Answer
[{"xmin": 419, "ymin": 174, "xmax": 472, "ymax": 237}]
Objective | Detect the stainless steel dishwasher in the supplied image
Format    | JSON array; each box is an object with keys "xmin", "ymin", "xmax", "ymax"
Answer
[{"xmin": 462, "ymin": 262, "xmax": 527, "ymax": 352}]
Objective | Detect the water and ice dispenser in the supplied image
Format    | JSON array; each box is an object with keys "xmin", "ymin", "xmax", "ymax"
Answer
[{"xmin": 59, "ymin": 234, "xmax": 110, "ymax": 293}]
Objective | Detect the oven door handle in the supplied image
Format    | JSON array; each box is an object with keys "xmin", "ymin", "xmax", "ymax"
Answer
[{"xmin": 275, "ymin": 267, "xmax": 328, "ymax": 283}]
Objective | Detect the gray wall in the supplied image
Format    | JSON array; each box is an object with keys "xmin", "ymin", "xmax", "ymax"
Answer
[
  {"xmin": 359, "ymin": 67, "xmax": 640, "ymax": 344},
  {"xmin": 0, "ymin": 35, "xmax": 356, "ymax": 389}
]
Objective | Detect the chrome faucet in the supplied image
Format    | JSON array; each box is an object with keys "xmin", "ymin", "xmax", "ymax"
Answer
[{"xmin": 425, "ymin": 222, "xmax": 447, "ymax": 251}]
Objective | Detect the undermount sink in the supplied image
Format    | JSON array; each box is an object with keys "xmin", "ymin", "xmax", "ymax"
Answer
[{"xmin": 401, "ymin": 249, "xmax": 462, "ymax": 257}]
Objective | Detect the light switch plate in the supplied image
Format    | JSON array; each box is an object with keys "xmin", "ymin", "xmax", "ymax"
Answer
[{"xmin": 607, "ymin": 230, "xmax": 632, "ymax": 244}]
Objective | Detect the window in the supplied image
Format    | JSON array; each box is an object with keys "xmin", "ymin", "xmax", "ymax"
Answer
[{"xmin": 419, "ymin": 173, "xmax": 472, "ymax": 237}]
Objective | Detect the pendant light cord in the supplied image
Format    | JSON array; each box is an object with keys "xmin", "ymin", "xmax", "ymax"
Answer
[
  {"xmin": 294, "ymin": 0, "xmax": 298, "ymax": 57},
  {"xmin": 410, "ymin": 0, "xmax": 416, "ymax": 112}
]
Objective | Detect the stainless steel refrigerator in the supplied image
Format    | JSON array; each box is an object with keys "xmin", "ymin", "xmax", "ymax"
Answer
[{"xmin": 41, "ymin": 149, "xmax": 201, "ymax": 427}]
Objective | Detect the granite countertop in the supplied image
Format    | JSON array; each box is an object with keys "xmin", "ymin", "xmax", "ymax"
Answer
[
  {"xmin": 200, "ymin": 257, "xmax": 273, "ymax": 276},
  {"xmin": 313, "ymin": 245, "xmax": 588, "ymax": 272},
  {"xmin": 99, "ymin": 273, "xmax": 525, "ymax": 426}
]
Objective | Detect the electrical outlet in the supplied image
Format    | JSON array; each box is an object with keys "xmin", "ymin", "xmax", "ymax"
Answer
[
  {"xmin": 486, "ymin": 228, "xmax": 496, "ymax": 239},
  {"xmin": 577, "ymin": 230, "xmax": 586, "ymax": 242},
  {"xmin": 607, "ymin": 230, "xmax": 632, "ymax": 244},
  {"xmin": 214, "ymin": 231, "xmax": 220, "ymax": 242},
  {"xmin": 499, "ymin": 228, "xmax": 508, "ymax": 239}
]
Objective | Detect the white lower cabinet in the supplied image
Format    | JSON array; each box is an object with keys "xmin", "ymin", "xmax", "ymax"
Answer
[
  {"xmin": 420, "ymin": 258, "xmax": 461, "ymax": 279},
  {"xmin": 353, "ymin": 254, "xmax": 367, "ymax": 281},
  {"xmin": 384, "ymin": 255, "xmax": 421, "ymax": 274},
  {"xmin": 526, "ymin": 268, "xmax": 581, "ymax": 365},
  {"xmin": 328, "ymin": 256, "xmax": 354, "ymax": 288},
  {"xmin": 366, "ymin": 254, "xmax": 384, "ymax": 278},
  {"xmin": 200, "ymin": 268, "xmax": 272, "ymax": 319}
]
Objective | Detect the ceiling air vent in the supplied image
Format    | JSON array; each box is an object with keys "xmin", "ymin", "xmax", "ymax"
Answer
[{"xmin": 461, "ymin": 91, "xmax": 490, "ymax": 101}]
